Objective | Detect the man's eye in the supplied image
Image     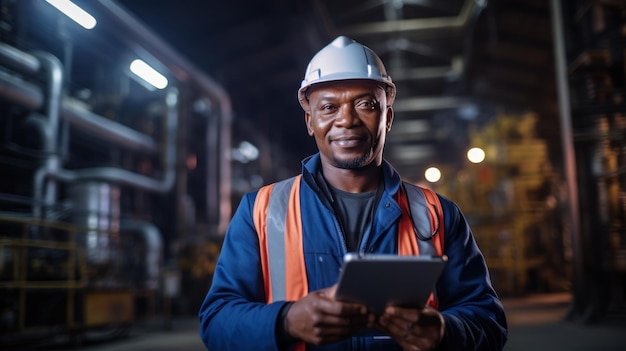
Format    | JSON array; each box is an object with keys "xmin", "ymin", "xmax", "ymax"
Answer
[
  {"xmin": 321, "ymin": 104, "xmax": 336, "ymax": 111},
  {"xmin": 357, "ymin": 100, "xmax": 377, "ymax": 110}
]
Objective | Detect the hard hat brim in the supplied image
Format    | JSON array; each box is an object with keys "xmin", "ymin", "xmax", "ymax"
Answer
[{"xmin": 298, "ymin": 78, "xmax": 396, "ymax": 109}]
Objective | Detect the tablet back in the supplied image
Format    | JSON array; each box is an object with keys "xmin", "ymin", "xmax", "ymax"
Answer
[{"xmin": 334, "ymin": 254, "xmax": 447, "ymax": 315}]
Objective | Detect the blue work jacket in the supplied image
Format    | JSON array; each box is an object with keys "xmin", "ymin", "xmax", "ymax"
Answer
[{"xmin": 199, "ymin": 154, "xmax": 508, "ymax": 350}]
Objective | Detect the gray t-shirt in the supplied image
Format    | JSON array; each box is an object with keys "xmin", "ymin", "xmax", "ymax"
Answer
[{"xmin": 330, "ymin": 186, "xmax": 377, "ymax": 252}]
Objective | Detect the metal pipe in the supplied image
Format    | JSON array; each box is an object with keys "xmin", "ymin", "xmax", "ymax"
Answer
[
  {"xmin": 36, "ymin": 166, "xmax": 175, "ymax": 193},
  {"xmin": 0, "ymin": 70, "xmax": 44, "ymax": 108},
  {"xmin": 94, "ymin": 0, "xmax": 233, "ymax": 235},
  {"xmin": 33, "ymin": 89, "xmax": 179, "ymax": 218},
  {"xmin": 24, "ymin": 113, "xmax": 54, "ymax": 152},
  {"xmin": 206, "ymin": 102, "xmax": 219, "ymax": 230},
  {"xmin": 61, "ymin": 98, "xmax": 159, "ymax": 153},
  {"xmin": 550, "ymin": 0, "xmax": 584, "ymax": 320},
  {"xmin": 0, "ymin": 3, "xmax": 232, "ymax": 235},
  {"xmin": 120, "ymin": 219, "xmax": 163, "ymax": 290},
  {"xmin": 33, "ymin": 52, "xmax": 63, "ymax": 156},
  {"xmin": 32, "ymin": 52, "xmax": 64, "ymax": 219},
  {"xmin": 0, "ymin": 65, "xmax": 159, "ymax": 154},
  {"xmin": 0, "ymin": 42, "xmax": 40, "ymax": 74},
  {"xmin": 217, "ymin": 97, "xmax": 233, "ymax": 236}
]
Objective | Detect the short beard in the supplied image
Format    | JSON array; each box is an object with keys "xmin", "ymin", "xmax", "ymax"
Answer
[{"xmin": 333, "ymin": 151, "xmax": 371, "ymax": 169}]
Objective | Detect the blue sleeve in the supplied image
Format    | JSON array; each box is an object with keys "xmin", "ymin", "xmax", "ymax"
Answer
[
  {"xmin": 436, "ymin": 196, "xmax": 508, "ymax": 350},
  {"xmin": 198, "ymin": 191, "xmax": 290, "ymax": 351}
]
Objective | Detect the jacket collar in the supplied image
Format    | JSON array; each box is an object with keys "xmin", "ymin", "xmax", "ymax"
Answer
[{"xmin": 300, "ymin": 153, "xmax": 403, "ymax": 196}]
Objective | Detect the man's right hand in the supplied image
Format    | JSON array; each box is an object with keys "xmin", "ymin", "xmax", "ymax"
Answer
[{"xmin": 284, "ymin": 285, "xmax": 375, "ymax": 345}]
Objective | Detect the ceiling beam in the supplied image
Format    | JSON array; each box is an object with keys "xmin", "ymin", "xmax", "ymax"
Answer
[
  {"xmin": 393, "ymin": 96, "xmax": 472, "ymax": 112},
  {"xmin": 391, "ymin": 56, "xmax": 463, "ymax": 81},
  {"xmin": 337, "ymin": 0, "xmax": 479, "ymax": 35}
]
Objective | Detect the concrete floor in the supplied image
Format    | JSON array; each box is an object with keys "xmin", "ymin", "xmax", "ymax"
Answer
[
  {"xmin": 502, "ymin": 293, "xmax": 626, "ymax": 351},
  {"xmin": 15, "ymin": 293, "xmax": 626, "ymax": 350}
]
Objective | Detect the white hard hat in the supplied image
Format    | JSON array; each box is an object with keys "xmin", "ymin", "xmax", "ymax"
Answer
[{"xmin": 298, "ymin": 36, "xmax": 396, "ymax": 109}]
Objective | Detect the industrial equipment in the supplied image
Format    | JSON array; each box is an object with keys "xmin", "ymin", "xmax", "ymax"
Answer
[{"xmin": 0, "ymin": 0, "xmax": 231, "ymax": 347}]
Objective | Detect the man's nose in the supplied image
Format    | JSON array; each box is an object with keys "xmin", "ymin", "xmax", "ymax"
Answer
[{"xmin": 334, "ymin": 105, "xmax": 360, "ymax": 127}]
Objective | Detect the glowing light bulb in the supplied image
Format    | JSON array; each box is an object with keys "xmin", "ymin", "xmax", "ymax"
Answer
[
  {"xmin": 467, "ymin": 147, "xmax": 486, "ymax": 164},
  {"xmin": 425, "ymin": 167, "xmax": 442, "ymax": 183}
]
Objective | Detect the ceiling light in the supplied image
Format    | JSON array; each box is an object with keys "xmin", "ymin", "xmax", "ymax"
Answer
[
  {"xmin": 130, "ymin": 59, "xmax": 168, "ymax": 90},
  {"xmin": 425, "ymin": 167, "xmax": 442, "ymax": 183},
  {"xmin": 467, "ymin": 147, "xmax": 486, "ymax": 163},
  {"xmin": 45, "ymin": 0, "xmax": 96, "ymax": 29}
]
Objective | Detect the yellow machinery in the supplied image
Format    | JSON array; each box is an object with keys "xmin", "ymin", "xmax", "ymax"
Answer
[
  {"xmin": 0, "ymin": 217, "xmax": 133, "ymax": 344},
  {"xmin": 439, "ymin": 112, "xmax": 570, "ymax": 296}
]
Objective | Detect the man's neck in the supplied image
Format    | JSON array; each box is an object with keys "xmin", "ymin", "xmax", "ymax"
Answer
[{"xmin": 321, "ymin": 162, "xmax": 381, "ymax": 193}]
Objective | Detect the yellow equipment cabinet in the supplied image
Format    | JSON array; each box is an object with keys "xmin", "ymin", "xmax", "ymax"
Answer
[
  {"xmin": 84, "ymin": 290, "xmax": 134, "ymax": 327},
  {"xmin": 0, "ymin": 216, "xmax": 135, "ymax": 345},
  {"xmin": 448, "ymin": 112, "xmax": 569, "ymax": 296}
]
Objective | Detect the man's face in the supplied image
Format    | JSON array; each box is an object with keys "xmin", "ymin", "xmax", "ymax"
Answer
[{"xmin": 304, "ymin": 80, "xmax": 393, "ymax": 169}]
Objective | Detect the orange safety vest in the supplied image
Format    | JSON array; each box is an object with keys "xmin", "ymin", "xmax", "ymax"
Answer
[{"xmin": 253, "ymin": 175, "xmax": 444, "ymax": 349}]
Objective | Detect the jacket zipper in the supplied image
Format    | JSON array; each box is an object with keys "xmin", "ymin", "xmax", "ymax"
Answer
[{"xmin": 331, "ymin": 207, "xmax": 348, "ymax": 255}]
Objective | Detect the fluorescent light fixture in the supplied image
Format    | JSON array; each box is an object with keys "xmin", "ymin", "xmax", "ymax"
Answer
[
  {"xmin": 45, "ymin": 0, "xmax": 97, "ymax": 29},
  {"xmin": 130, "ymin": 59, "xmax": 168, "ymax": 90}
]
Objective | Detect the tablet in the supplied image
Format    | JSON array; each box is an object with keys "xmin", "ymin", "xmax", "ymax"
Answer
[{"xmin": 334, "ymin": 253, "xmax": 447, "ymax": 315}]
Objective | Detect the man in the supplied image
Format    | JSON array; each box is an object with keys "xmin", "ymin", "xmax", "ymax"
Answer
[{"xmin": 199, "ymin": 36, "xmax": 508, "ymax": 350}]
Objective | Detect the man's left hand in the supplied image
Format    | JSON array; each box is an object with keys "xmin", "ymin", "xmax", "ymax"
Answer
[{"xmin": 377, "ymin": 305, "xmax": 444, "ymax": 351}]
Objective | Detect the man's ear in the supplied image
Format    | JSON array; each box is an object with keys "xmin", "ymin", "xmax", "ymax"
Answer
[
  {"xmin": 305, "ymin": 112, "xmax": 314, "ymax": 136},
  {"xmin": 386, "ymin": 107, "xmax": 394, "ymax": 132}
]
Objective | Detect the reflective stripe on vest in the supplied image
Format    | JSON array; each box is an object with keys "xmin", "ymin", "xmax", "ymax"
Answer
[
  {"xmin": 398, "ymin": 182, "xmax": 444, "ymax": 257},
  {"xmin": 253, "ymin": 175, "xmax": 308, "ymax": 303}
]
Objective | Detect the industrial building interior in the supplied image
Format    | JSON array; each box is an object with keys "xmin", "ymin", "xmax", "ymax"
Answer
[{"xmin": 0, "ymin": 0, "xmax": 625, "ymax": 349}]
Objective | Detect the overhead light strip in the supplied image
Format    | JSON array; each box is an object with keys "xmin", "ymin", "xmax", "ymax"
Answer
[
  {"xmin": 45, "ymin": 0, "xmax": 97, "ymax": 29},
  {"xmin": 130, "ymin": 59, "xmax": 168, "ymax": 90}
]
